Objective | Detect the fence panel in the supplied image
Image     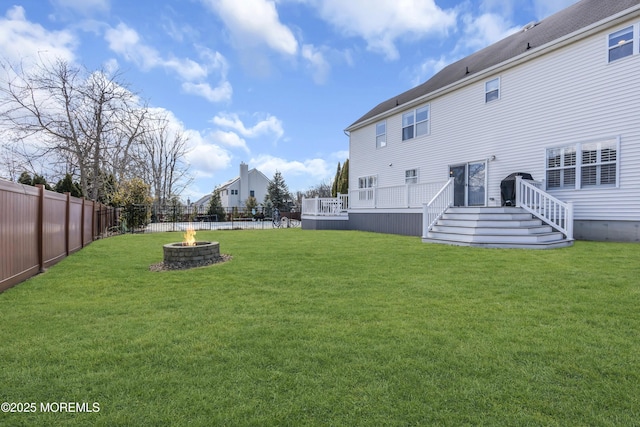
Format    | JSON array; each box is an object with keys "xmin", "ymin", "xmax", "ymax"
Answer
[
  {"xmin": 0, "ymin": 181, "xmax": 40, "ymax": 291},
  {"xmin": 68, "ymin": 196, "xmax": 83, "ymax": 254},
  {"xmin": 0, "ymin": 180, "xmax": 119, "ymax": 292},
  {"xmin": 42, "ymin": 190, "xmax": 67, "ymax": 268},
  {"xmin": 83, "ymin": 200, "xmax": 94, "ymax": 246}
]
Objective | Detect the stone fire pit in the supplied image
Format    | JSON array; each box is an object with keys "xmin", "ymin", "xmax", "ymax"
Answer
[{"xmin": 161, "ymin": 241, "xmax": 222, "ymax": 270}]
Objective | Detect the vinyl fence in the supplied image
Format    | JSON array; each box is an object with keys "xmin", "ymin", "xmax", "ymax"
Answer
[{"xmin": 0, "ymin": 180, "xmax": 119, "ymax": 292}]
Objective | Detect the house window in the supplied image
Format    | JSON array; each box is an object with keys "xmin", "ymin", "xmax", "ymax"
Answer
[
  {"xmin": 580, "ymin": 140, "xmax": 618, "ymax": 187},
  {"xmin": 358, "ymin": 175, "xmax": 377, "ymax": 200},
  {"xmin": 405, "ymin": 169, "xmax": 418, "ymax": 184},
  {"xmin": 231, "ymin": 189, "xmax": 238, "ymax": 195},
  {"xmin": 546, "ymin": 146, "xmax": 576, "ymax": 189},
  {"xmin": 485, "ymin": 78, "xmax": 500, "ymax": 103},
  {"xmin": 608, "ymin": 26, "xmax": 634, "ymax": 62},
  {"xmin": 376, "ymin": 121, "xmax": 386, "ymax": 148},
  {"xmin": 402, "ymin": 105, "xmax": 429, "ymax": 141},
  {"xmin": 546, "ymin": 138, "xmax": 619, "ymax": 190},
  {"xmin": 250, "ymin": 190, "xmax": 255, "ymax": 197}
]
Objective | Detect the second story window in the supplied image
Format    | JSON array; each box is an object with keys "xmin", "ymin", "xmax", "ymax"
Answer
[
  {"xmin": 608, "ymin": 26, "xmax": 634, "ymax": 62},
  {"xmin": 402, "ymin": 105, "xmax": 429, "ymax": 141},
  {"xmin": 376, "ymin": 121, "xmax": 386, "ymax": 148},
  {"xmin": 485, "ymin": 78, "xmax": 500, "ymax": 103}
]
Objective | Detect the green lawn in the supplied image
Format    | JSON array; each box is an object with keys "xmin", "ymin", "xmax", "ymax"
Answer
[{"xmin": 1, "ymin": 229, "xmax": 639, "ymax": 426}]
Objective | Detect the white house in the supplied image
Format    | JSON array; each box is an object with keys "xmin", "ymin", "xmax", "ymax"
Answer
[
  {"xmin": 303, "ymin": 0, "xmax": 640, "ymax": 245},
  {"xmin": 195, "ymin": 162, "xmax": 270, "ymax": 210}
]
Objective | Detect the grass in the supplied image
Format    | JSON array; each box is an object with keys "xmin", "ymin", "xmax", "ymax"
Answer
[{"xmin": 1, "ymin": 229, "xmax": 639, "ymax": 426}]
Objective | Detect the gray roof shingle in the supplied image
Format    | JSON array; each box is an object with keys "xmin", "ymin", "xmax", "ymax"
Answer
[{"xmin": 346, "ymin": 0, "xmax": 640, "ymax": 130}]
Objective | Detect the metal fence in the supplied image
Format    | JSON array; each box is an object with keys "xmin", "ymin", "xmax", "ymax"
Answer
[
  {"xmin": 120, "ymin": 204, "xmax": 301, "ymax": 233},
  {"xmin": 0, "ymin": 180, "xmax": 119, "ymax": 292}
]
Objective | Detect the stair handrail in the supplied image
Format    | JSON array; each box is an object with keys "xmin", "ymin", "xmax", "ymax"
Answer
[
  {"xmin": 422, "ymin": 178, "xmax": 454, "ymax": 238},
  {"xmin": 516, "ymin": 176, "xmax": 573, "ymax": 240}
]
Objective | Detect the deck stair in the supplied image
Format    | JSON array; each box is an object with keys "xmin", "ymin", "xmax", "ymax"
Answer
[{"xmin": 422, "ymin": 207, "xmax": 573, "ymax": 249}]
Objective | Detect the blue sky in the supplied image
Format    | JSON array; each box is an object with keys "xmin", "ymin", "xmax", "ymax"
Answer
[{"xmin": 0, "ymin": 0, "xmax": 578, "ymax": 201}]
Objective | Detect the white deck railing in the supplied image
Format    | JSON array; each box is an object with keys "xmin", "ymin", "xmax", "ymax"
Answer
[
  {"xmin": 349, "ymin": 181, "xmax": 449, "ymax": 209},
  {"xmin": 302, "ymin": 194, "xmax": 349, "ymax": 216},
  {"xmin": 422, "ymin": 178, "xmax": 454, "ymax": 238},
  {"xmin": 516, "ymin": 176, "xmax": 573, "ymax": 240}
]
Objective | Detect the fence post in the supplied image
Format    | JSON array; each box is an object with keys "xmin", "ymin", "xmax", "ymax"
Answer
[
  {"xmin": 92, "ymin": 200, "xmax": 96, "ymax": 241},
  {"xmin": 36, "ymin": 184, "xmax": 45, "ymax": 273},
  {"xmin": 81, "ymin": 198, "xmax": 85, "ymax": 246},
  {"xmin": 65, "ymin": 192, "xmax": 71, "ymax": 256}
]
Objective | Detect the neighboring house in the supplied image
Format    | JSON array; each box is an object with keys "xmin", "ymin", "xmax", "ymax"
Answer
[
  {"xmin": 303, "ymin": 0, "xmax": 640, "ymax": 243},
  {"xmin": 195, "ymin": 162, "xmax": 270, "ymax": 210}
]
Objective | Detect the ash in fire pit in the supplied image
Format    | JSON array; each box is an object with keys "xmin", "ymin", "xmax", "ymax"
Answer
[{"xmin": 150, "ymin": 226, "xmax": 230, "ymax": 271}]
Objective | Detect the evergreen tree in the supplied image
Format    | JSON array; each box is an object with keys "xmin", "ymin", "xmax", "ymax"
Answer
[
  {"xmin": 18, "ymin": 172, "xmax": 52, "ymax": 190},
  {"xmin": 331, "ymin": 162, "xmax": 341, "ymax": 197},
  {"xmin": 245, "ymin": 196, "xmax": 258, "ymax": 217},
  {"xmin": 18, "ymin": 171, "xmax": 32, "ymax": 185},
  {"xmin": 265, "ymin": 170, "xmax": 291, "ymax": 211},
  {"xmin": 32, "ymin": 174, "xmax": 52, "ymax": 190},
  {"xmin": 338, "ymin": 159, "xmax": 349, "ymax": 195},
  {"xmin": 207, "ymin": 188, "xmax": 227, "ymax": 221},
  {"xmin": 55, "ymin": 173, "xmax": 83, "ymax": 197}
]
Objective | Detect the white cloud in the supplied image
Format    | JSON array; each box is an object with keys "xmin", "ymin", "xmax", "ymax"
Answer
[
  {"xmin": 104, "ymin": 23, "xmax": 232, "ymax": 103},
  {"xmin": 202, "ymin": 0, "xmax": 298, "ymax": 56},
  {"xmin": 309, "ymin": 0, "xmax": 457, "ymax": 60},
  {"xmin": 0, "ymin": 6, "xmax": 77, "ymax": 66},
  {"xmin": 212, "ymin": 113, "xmax": 284, "ymax": 140},
  {"xmin": 184, "ymin": 130, "xmax": 233, "ymax": 177},
  {"xmin": 208, "ymin": 130, "xmax": 249, "ymax": 152},
  {"xmin": 301, "ymin": 44, "xmax": 330, "ymax": 84},
  {"xmin": 182, "ymin": 81, "xmax": 233, "ymax": 103},
  {"xmin": 105, "ymin": 23, "xmax": 160, "ymax": 70},
  {"xmin": 251, "ymin": 154, "xmax": 332, "ymax": 184}
]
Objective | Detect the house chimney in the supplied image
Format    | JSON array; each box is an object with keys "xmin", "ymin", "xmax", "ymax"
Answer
[{"xmin": 240, "ymin": 162, "xmax": 249, "ymax": 203}]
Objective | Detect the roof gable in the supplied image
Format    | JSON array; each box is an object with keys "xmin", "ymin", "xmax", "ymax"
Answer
[{"xmin": 347, "ymin": 0, "xmax": 640, "ymax": 130}]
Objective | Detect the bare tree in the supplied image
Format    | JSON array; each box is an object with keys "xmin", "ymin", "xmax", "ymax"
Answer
[
  {"xmin": 0, "ymin": 58, "xmax": 145, "ymax": 200},
  {"xmin": 303, "ymin": 181, "xmax": 332, "ymax": 198},
  {"xmin": 139, "ymin": 110, "xmax": 191, "ymax": 205}
]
